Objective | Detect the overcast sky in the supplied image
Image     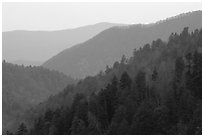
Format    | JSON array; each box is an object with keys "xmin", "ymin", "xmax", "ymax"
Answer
[{"xmin": 2, "ymin": 2, "xmax": 201, "ymax": 32}]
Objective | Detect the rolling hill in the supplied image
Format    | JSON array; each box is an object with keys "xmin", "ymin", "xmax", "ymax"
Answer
[{"xmin": 2, "ymin": 62, "xmax": 76, "ymax": 132}]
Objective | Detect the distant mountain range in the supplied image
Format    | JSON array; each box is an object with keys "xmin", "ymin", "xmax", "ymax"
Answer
[
  {"xmin": 3, "ymin": 22, "xmax": 124, "ymax": 66},
  {"xmin": 42, "ymin": 11, "xmax": 202, "ymax": 78}
]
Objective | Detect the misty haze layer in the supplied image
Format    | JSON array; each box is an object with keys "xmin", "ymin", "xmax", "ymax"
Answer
[{"xmin": 3, "ymin": 23, "xmax": 123, "ymax": 66}]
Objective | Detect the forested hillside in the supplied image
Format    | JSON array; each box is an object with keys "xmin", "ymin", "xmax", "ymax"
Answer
[
  {"xmin": 43, "ymin": 11, "xmax": 201, "ymax": 78},
  {"xmin": 2, "ymin": 62, "xmax": 76, "ymax": 132},
  {"xmin": 12, "ymin": 27, "xmax": 202, "ymax": 135}
]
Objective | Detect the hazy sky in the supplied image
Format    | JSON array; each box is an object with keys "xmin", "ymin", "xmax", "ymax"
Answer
[{"xmin": 3, "ymin": 2, "xmax": 201, "ymax": 32}]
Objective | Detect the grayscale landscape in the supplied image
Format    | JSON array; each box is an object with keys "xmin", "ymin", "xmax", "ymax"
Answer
[{"xmin": 2, "ymin": 2, "xmax": 202, "ymax": 135}]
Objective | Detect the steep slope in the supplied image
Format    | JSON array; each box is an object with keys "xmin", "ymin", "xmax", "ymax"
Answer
[
  {"xmin": 3, "ymin": 22, "xmax": 123, "ymax": 65},
  {"xmin": 43, "ymin": 11, "xmax": 202, "ymax": 78},
  {"xmin": 23, "ymin": 27, "xmax": 201, "ymax": 135},
  {"xmin": 2, "ymin": 62, "xmax": 76, "ymax": 132}
]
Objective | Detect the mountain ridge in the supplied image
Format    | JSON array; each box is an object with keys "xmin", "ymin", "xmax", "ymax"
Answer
[
  {"xmin": 3, "ymin": 22, "xmax": 124, "ymax": 65},
  {"xmin": 3, "ymin": 22, "xmax": 124, "ymax": 33},
  {"xmin": 43, "ymin": 10, "xmax": 202, "ymax": 78}
]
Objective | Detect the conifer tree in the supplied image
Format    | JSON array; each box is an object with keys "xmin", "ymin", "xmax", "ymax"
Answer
[
  {"xmin": 135, "ymin": 70, "xmax": 146, "ymax": 103},
  {"xmin": 120, "ymin": 71, "xmax": 132, "ymax": 90}
]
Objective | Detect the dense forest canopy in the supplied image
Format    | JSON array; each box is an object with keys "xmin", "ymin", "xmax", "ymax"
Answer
[{"xmin": 8, "ymin": 27, "xmax": 202, "ymax": 135}]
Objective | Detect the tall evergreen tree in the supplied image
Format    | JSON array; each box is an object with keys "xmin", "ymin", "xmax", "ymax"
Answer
[
  {"xmin": 188, "ymin": 51, "xmax": 202, "ymax": 99},
  {"xmin": 120, "ymin": 71, "xmax": 132, "ymax": 90},
  {"xmin": 135, "ymin": 70, "xmax": 146, "ymax": 103},
  {"xmin": 173, "ymin": 56, "xmax": 185, "ymax": 101},
  {"xmin": 120, "ymin": 55, "xmax": 127, "ymax": 65},
  {"xmin": 152, "ymin": 68, "xmax": 158, "ymax": 81}
]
